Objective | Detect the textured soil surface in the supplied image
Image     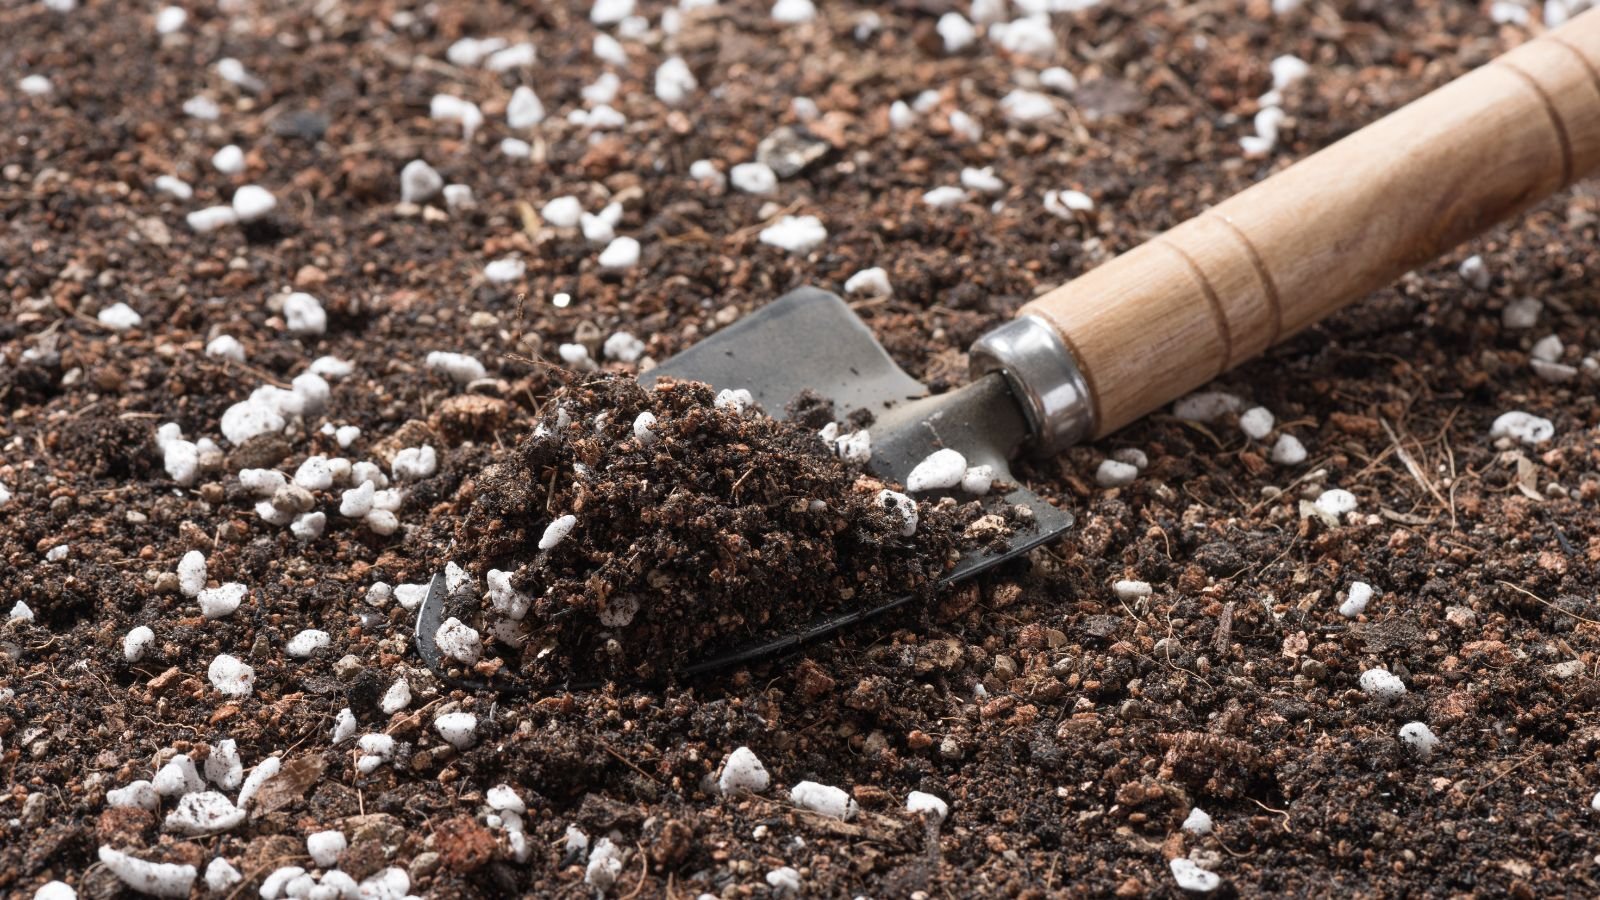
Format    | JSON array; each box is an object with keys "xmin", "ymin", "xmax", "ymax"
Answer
[
  {"xmin": 4, "ymin": 0, "xmax": 1600, "ymax": 897},
  {"xmin": 447, "ymin": 375, "xmax": 968, "ymax": 685}
]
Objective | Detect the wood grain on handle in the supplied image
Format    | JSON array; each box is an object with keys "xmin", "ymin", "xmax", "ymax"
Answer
[{"xmin": 1021, "ymin": 7, "xmax": 1600, "ymax": 438}]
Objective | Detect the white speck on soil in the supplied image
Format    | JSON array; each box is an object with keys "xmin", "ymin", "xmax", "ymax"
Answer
[
  {"xmin": 1359, "ymin": 668, "xmax": 1407, "ymax": 702},
  {"xmin": 906, "ymin": 448, "xmax": 967, "ymax": 492},
  {"xmin": 790, "ymin": 781, "xmax": 858, "ymax": 820},
  {"xmin": 876, "ymin": 489, "xmax": 918, "ymax": 536},
  {"xmin": 1113, "ymin": 580, "xmax": 1153, "ymax": 601},
  {"xmin": 906, "ymin": 791, "xmax": 949, "ymax": 822},
  {"xmin": 1182, "ymin": 807, "xmax": 1214, "ymax": 834},
  {"xmin": 718, "ymin": 746, "xmax": 771, "ymax": 795},
  {"xmin": 1239, "ymin": 406, "xmax": 1274, "ymax": 440},
  {"xmin": 759, "ymin": 215, "xmax": 828, "ymax": 254},
  {"xmin": 197, "ymin": 583, "xmax": 246, "ymax": 619},
  {"xmin": 1271, "ymin": 433, "xmax": 1307, "ymax": 465},
  {"xmin": 1399, "ymin": 722, "xmax": 1439, "ymax": 759},
  {"xmin": 124, "ymin": 625, "xmax": 156, "ymax": 662},
  {"xmin": 207, "ymin": 654, "xmax": 255, "ymax": 696},
  {"xmin": 1490, "ymin": 411, "xmax": 1553, "ymax": 445},
  {"xmin": 434, "ymin": 711, "xmax": 478, "ymax": 749},
  {"xmin": 1313, "ymin": 488, "xmax": 1358, "ymax": 519},
  {"xmin": 1096, "ymin": 459, "xmax": 1138, "ymax": 488},
  {"xmin": 1339, "ymin": 581, "xmax": 1375, "ymax": 618},
  {"xmin": 1170, "ymin": 857, "xmax": 1221, "ymax": 892},
  {"xmin": 97, "ymin": 846, "xmax": 196, "ymax": 898}
]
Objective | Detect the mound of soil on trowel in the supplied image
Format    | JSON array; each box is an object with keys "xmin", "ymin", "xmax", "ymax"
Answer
[{"xmin": 453, "ymin": 376, "xmax": 978, "ymax": 684}]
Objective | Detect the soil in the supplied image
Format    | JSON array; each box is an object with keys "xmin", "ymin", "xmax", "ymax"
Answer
[
  {"xmin": 4, "ymin": 0, "xmax": 1600, "ymax": 898},
  {"xmin": 447, "ymin": 375, "xmax": 967, "ymax": 684}
]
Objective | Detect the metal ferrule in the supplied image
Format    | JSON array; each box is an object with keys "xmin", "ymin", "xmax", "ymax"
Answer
[{"xmin": 968, "ymin": 315, "xmax": 1096, "ymax": 456}]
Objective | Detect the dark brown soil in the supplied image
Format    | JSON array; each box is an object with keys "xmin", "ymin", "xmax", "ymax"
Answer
[
  {"xmin": 4, "ymin": 0, "xmax": 1600, "ymax": 898},
  {"xmin": 451, "ymin": 375, "xmax": 964, "ymax": 683}
]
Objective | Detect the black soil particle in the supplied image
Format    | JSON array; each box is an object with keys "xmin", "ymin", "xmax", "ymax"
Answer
[{"xmin": 454, "ymin": 376, "xmax": 968, "ymax": 683}]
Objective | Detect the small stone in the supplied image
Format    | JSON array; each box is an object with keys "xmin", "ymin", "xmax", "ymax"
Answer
[
  {"xmin": 1239, "ymin": 406, "xmax": 1274, "ymax": 440},
  {"xmin": 1170, "ymin": 858, "xmax": 1221, "ymax": 893},
  {"xmin": 1398, "ymin": 722, "xmax": 1439, "ymax": 759},
  {"xmin": 1358, "ymin": 668, "xmax": 1407, "ymax": 702},
  {"xmin": 1490, "ymin": 411, "xmax": 1554, "ymax": 445},
  {"xmin": 717, "ymin": 747, "xmax": 770, "ymax": 795},
  {"xmin": 1095, "ymin": 459, "xmax": 1138, "ymax": 487}
]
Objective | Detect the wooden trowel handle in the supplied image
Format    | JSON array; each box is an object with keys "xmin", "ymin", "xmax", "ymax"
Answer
[{"xmin": 1019, "ymin": 8, "xmax": 1600, "ymax": 439}]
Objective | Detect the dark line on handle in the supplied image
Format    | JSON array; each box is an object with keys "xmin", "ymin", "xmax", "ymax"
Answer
[
  {"xmin": 1207, "ymin": 213, "xmax": 1284, "ymax": 346},
  {"xmin": 1498, "ymin": 59, "xmax": 1576, "ymax": 187},
  {"xmin": 1154, "ymin": 238, "xmax": 1233, "ymax": 375},
  {"xmin": 1545, "ymin": 35, "xmax": 1600, "ymax": 117}
]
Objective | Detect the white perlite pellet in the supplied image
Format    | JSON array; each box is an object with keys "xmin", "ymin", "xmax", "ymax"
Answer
[
  {"xmin": 961, "ymin": 166, "xmax": 1005, "ymax": 194},
  {"xmin": 294, "ymin": 456, "xmax": 333, "ymax": 490},
  {"xmin": 381, "ymin": 677, "xmax": 412, "ymax": 714},
  {"xmin": 844, "ymin": 267, "xmax": 893, "ymax": 298},
  {"xmin": 718, "ymin": 746, "xmax": 771, "ymax": 794},
  {"xmin": 906, "ymin": 448, "xmax": 967, "ymax": 492},
  {"xmin": 283, "ymin": 292, "xmax": 327, "ymax": 336},
  {"xmin": 183, "ymin": 95, "xmax": 220, "ymax": 120},
  {"xmin": 689, "ymin": 159, "xmax": 726, "ymax": 187},
  {"xmin": 98, "ymin": 303, "xmax": 142, "ymax": 332},
  {"xmin": 231, "ymin": 185, "xmax": 276, "ymax": 222},
  {"xmin": 208, "ymin": 654, "xmax": 255, "ymax": 696},
  {"xmin": 124, "ymin": 625, "xmax": 156, "ymax": 662},
  {"xmin": 430, "ymin": 94, "xmax": 483, "ymax": 139},
  {"xmin": 1339, "ymin": 582, "xmax": 1375, "ymax": 618},
  {"xmin": 434, "ymin": 711, "xmax": 478, "ymax": 749},
  {"xmin": 888, "ymin": 100, "xmax": 915, "ymax": 130},
  {"xmin": 1170, "ymin": 857, "xmax": 1221, "ymax": 893},
  {"xmin": 1182, "ymin": 807, "xmax": 1214, "ymax": 835},
  {"xmin": 205, "ymin": 858, "xmax": 242, "ymax": 892},
  {"xmin": 483, "ymin": 257, "xmax": 525, "ymax": 284},
  {"xmin": 586, "ymin": 837, "xmax": 624, "ymax": 888},
  {"xmin": 98, "ymin": 847, "xmax": 196, "ymax": 898},
  {"xmin": 400, "ymin": 159, "xmax": 443, "ymax": 204},
  {"xmin": 205, "ymin": 334, "xmax": 245, "ymax": 362},
  {"xmin": 9, "ymin": 600, "xmax": 34, "ymax": 622},
  {"xmin": 772, "ymin": 0, "xmax": 817, "ymax": 22},
  {"xmin": 766, "ymin": 867, "xmax": 802, "ymax": 895},
  {"xmin": 154, "ymin": 754, "xmax": 204, "ymax": 796},
  {"xmin": 655, "ymin": 56, "xmax": 697, "ymax": 105},
  {"xmin": 426, "ymin": 351, "xmax": 487, "ymax": 384},
  {"xmin": 198, "ymin": 583, "xmax": 246, "ymax": 619},
  {"xmin": 108, "ymin": 781, "xmax": 158, "ymax": 810},
  {"xmin": 1173, "ymin": 391, "xmax": 1243, "ymax": 423},
  {"xmin": 599, "ymin": 236, "xmax": 642, "ymax": 269},
  {"xmin": 392, "ymin": 445, "xmax": 437, "ymax": 480},
  {"xmin": 155, "ymin": 175, "xmax": 193, "ymax": 200},
  {"xmin": 1113, "ymin": 580, "xmax": 1153, "ymax": 601},
  {"xmin": 34, "ymin": 880, "xmax": 74, "ymax": 900},
  {"xmin": 759, "ymin": 216, "xmax": 827, "ymax": 253},
  {"xmin": 604, "ymin": 331, "xmax": 647, "ymax": 363},
  {"xmin": 1359, "ymin": 668, "xmax": 1407, "ymax": 702},
  {"xmin": 1040, "ymin": 66, "xmax": 1078, "ymax": 93},
  {"xmin": 1490, "ymin": 411, "xmax": 1553, "ymax": 445},
  {"xmin": 790, "ymin": 781, "xmax": 858, "ymax": 820},
  {"xmin": 539, "ymin": 196, "xmax": 582, "ymax": 230},
  {"xmin": 1271, "ymin": 433, "xmax": 1307, "ymax": 466},
  {"xmin": 306, "ymin": 830, "xmax": 347, "ymax": 867},
  {"xmin": 286, "ymin": 629, "xmax": 331, "ymax": 658},
  {"xmin": 1536, "ymin": 333, "xmax": 1569, "ymax": 363},
  {"xmin": 1502, "ymin": 297, "xmax": 1542, "ymax": 330},
  {"xmin": 436, "ymin": 617, "xmax": 482, "ymax": 665},
  {"xmin": 923, "ymin": 186, "xmax": 967, "ymax": 208},
  {"xmin": 176, "ymin": 549, "xmax": 207, "ymax": 597},
  {"xmin": 540, "ymin": 514, "xmax": 578, "ymax": 551},
  {"xmin": 1096, "ymin": 459, "xmax": 1138, "ymax": 488},
  {"xmin": 206, "ymin": 739, "xmax": 243, "ymax": 789},
  {"xmin": 237, "ymin": 756, "xmax": 280, "ymax": 809},
  {"xmin": 1459, "ymin": 255, "xmax": 1490, "ymax": 289},
  {"xmin": 1313, "ymin": 488, "xmax": 1357, "ymax": 519},
  {"xmin": 999, "ymin": 89, "xmax": 1057, "ymax": 123},
  {"xmin": 1239, "ymin": 406, "xmax": 1274, "ymax": 440},
  {"xmin": 19, "ymin": 74, "xmax": 53, "ymax": 96},
  {"xmin": 1399, "ymin": 722, "xmax": 1439, "ymax": 759},
  {"xmin": 730, "ymin": 161, "xmax": 778, "ymax": 195},
  {"xmin": 165, "ymin": 791, "xmax": 246, "ymax": 835},
  {"xmin": 906, "ymin": 791, "xmax": 949, "ymax": 822},
  {"xmin": 187, "ymin": 205, "xmax": 237, "ymax": 232},
  {"xmin": 937, "ymin": 11, "xmax": 975, "ymax": 52},
  {"xmin": 212, "ymin": 145, "xmax": 245, "ymax": 175},
  {"xmin": 961, "ymin": 464, "xmax": 993, "ymax": 495},
  {"xmin": 877, "ymin": 489, "xmax": 918, "ymax": 536}
]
